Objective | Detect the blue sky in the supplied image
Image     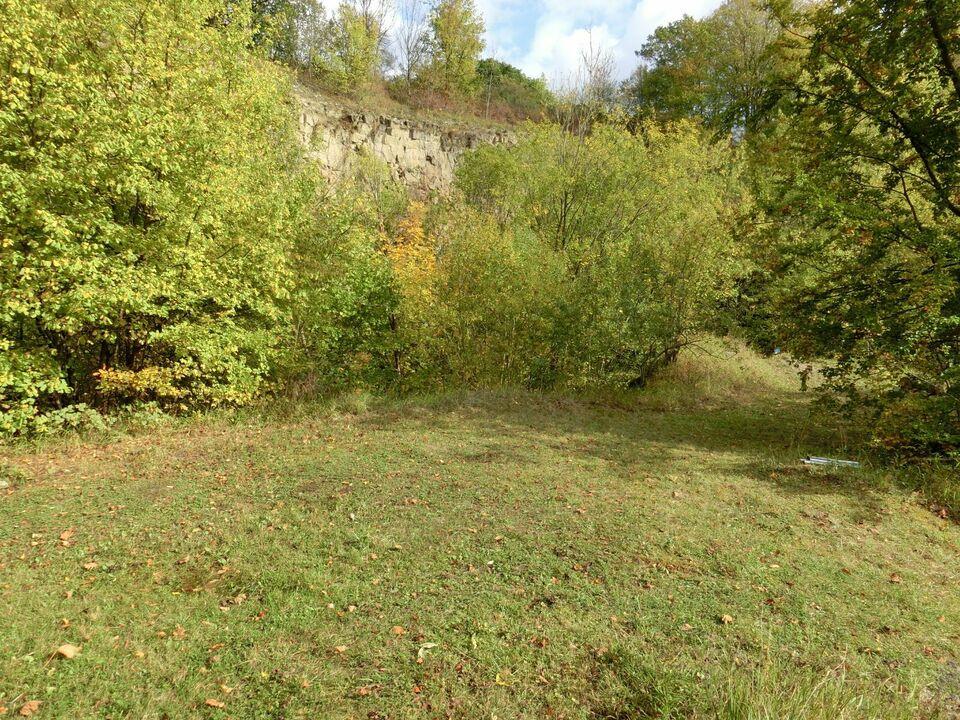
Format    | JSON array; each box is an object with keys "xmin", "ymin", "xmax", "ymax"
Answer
[{"xmin": 473, "ymin": 0, "xmax": 725, "ymax": 83}]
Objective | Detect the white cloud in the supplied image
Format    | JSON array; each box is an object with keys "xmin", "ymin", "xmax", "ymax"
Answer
[{"xmin": 479, "ymin": 0, "xmax": 725, "ymax": 83}]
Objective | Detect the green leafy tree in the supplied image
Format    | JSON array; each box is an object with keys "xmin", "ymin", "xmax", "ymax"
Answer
[
  {"xmin": 758, "ymin": 0, "xmax": 960, "ymax": 451},
  {"xmin": 0, "ymin": 0, "xmax": 312, "ymax": 433},
  {"xmin": 625, "ymin": 0, "xmax": 789, "ymax": 133},
  {"xmin": 251, "ymin": 0, "xmax": 327, "ymax": 67},
  {"xmin": 422, "ymin": 0, "xmax": 485, "ymax": 96},
  {"xmin": 312, "ymin": 2, "xmax": 383, "ymax": 91}
]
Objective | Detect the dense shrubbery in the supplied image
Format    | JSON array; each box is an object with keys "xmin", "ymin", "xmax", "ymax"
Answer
[
  {"xmin": 1, "ymin": 0, "xmax": 300, "ymax": 432},
  {"xmin": 0, "ymin": 0, "xmax": 390, "ymax": 433},
  {"xmin": 476, "ymin": 60, "xmax": 554, "ymax": 122},
  {"xmin": 0, "ymin": 0, "xmax": 744, "ymax": 435},
  {"xmin": 21, "ymin": 0, "xmax": 957, "ymax": 464},
  {"xmin": 385, "ymin": 122, "xmax": 746, "ymax": 389}
]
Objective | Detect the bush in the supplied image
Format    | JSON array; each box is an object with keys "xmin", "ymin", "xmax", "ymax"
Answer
[
  {"xmin": 394, "ymin": 205, "xmax": 564, "ymax": 387},
  {"xmin": 454, "ymin": 120, "xmax": 746, "ymax": 388},
  {"xmin": 476, "ymin": 59, "xmax": 555, "ymax": 122},
  {"xmin": 0, "ymin": 0, "xmax": 311, "ymax": 432},
  {"xmin": 282, "ymin": 189, "xmax": 399, "ymax": 392}
]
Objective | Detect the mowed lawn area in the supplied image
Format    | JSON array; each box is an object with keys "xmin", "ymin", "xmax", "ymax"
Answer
[{"xmin": 1, "ymin": 346, "xmax": 958, "ymax": 719}]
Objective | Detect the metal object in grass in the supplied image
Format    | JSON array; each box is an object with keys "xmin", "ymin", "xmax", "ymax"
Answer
[{"xmin": 802, "ymin": 456, "xmax": 861, "ymax": 469}]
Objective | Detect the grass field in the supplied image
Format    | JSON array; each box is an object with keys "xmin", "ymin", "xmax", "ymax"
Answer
[{"xmin": 1, "ymin": 342, "xmax": 958, "ymax": 719}]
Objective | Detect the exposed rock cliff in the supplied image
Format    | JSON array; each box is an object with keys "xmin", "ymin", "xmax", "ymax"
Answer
[{"xmin": 296, "ymin": 87, "xmax": 513, "ymax": 194}]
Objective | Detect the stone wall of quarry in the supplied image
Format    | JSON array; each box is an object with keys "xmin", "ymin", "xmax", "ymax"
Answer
[{"xmin": 296, "ymin": 87, "xmax": 513, "ymax": 194}]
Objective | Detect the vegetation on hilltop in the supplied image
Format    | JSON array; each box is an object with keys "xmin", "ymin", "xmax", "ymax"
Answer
[{"xmin": 252, "ymin": 0, "xmax": 554, "ymax": 122}]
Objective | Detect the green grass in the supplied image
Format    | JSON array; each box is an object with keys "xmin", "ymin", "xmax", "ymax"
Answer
[{"xmin": 1, "ymin": 342, "xmax": 958, "ymax": 718}]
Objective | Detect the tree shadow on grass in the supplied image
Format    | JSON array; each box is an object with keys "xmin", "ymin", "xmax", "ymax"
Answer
[{"xmin": 359, "ymin": 388, "xmax": 884, "ymax": 507}]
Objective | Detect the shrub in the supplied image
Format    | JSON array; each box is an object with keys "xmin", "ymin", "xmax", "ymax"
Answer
[
  {"xmin": 281, "ymin": 187, "xmax": 399, "ymax": 393},
  {"xmin": 0, "ymin": 0, "xmax": 307, "ymax": 432},
  {"xmin": 455, "ymin": 120, "xmax": 746, "ymax": 388},
  {"xmin": 414, "ymin": 206, "xmax": 564, "ymax": 387}
]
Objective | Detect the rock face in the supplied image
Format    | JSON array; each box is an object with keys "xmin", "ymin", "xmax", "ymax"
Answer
[{"xmin": 296, "ymin": 87, "xmax": 513, "ymax": 194}]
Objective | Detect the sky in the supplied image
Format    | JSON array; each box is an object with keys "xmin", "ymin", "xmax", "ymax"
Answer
[{"xmin": 473, "ymin": 0, "xmax": 724, "ymax": 84}]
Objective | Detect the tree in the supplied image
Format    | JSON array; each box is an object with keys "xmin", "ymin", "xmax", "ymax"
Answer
[
  {"xmin": 312, "ymin": 2, "xmax": 384, "ymax": 91},
  {"xmin": 758, "ymin": 0, "xmax": 960, "ymax": 451},
  {"xmin": 0, "ymin": 0, "xmax": 313, "ymax": 433},
  {"xmin": 423, "ymin": 0, "xmax": 484, "ymax": 95},
  {"xmin": 250, "ymin": 0, "xmax": 325, "ymax": 67},
  {"xmin": 394, "ymin": 0, "xmax": 430, "ymax": 84},
  {"xmin": 624, "ymin": 0, "xmax": 788, "ymax": 133}
]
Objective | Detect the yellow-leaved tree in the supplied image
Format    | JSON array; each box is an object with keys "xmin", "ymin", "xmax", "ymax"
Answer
[{"xmin": 0, "ymin": 0, "xmax": 315, "ymax": 432}]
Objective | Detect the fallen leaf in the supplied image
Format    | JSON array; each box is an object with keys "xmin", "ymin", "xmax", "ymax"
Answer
[
  {"xmin": 56, "ymin": 643, "xmax": 81, "ymax": 659},
  {"xmin": 333, "ymin": 645, "xmax": 348, "ymax": 654},
  {"xmin": 59, "ymin": 528, "xmax": 75, "ymax": 545},
  {"xmin": 19, "ymin": 701, "xmax": 41, "ymax": 717},
  {"xmin": 391, "ymin": 625, "xmax": 406, "ymax": 636},
  {"xmin": 204, "ymin": 699, "xmax": 225, "ymax": 708},
  {"xmin": 417, "ymin": 642, "xmax": 437, "ymax": 660}
]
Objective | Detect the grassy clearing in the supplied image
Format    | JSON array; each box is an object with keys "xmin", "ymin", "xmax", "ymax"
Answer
[{"xmin": 1, "ymin": 342, "xmax": 957, "ymax": 719}]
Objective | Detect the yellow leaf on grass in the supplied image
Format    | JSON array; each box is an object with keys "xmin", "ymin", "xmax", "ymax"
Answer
[
  {"xmin": 56, "ymin": 643, "xmax": 81, "ymax": 659},
  {"xmin": 204, "ymin": 699, "xmax": 225, "ymax": 708},
  {"xmin": 19, "ymin": 701, "xmax": 41, "ymax": 717}
]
